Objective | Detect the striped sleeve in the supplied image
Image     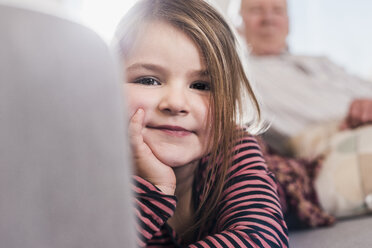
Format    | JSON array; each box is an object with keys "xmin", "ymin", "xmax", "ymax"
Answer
[
  {"xmin": 132, "ymin": 176, "xmax": 177, "ymax": 247},
  {"xmin": 189, "ymin": 136, "xmax": 289, "ymax": 248}
]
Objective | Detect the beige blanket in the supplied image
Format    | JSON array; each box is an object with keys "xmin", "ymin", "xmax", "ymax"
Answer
[{"xmin": 290, "ymin": 123, "xmax": 372, "ymax": 217}]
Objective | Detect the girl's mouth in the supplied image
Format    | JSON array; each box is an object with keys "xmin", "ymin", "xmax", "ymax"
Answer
[{"xmin": 147, "ymin": 125, "xmax": 194, "ymax": 137}]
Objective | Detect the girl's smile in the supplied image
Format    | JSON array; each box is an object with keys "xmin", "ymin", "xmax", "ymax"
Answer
[{"xmin": 146, "ymin": 125, "xmax": 194, "ymax": 137}]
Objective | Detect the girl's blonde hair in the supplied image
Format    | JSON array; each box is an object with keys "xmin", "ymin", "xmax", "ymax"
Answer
[{"xmin": 114, "ymin": 0, "xmax": 261, "ymax": 241}]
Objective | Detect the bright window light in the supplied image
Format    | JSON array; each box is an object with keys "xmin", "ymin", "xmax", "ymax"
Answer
[{"xmin": 80, "ymin": 0, "xmax": 138, "ymax": 43}]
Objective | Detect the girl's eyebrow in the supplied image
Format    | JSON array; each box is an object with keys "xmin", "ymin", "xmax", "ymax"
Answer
[
  {"xmin": 191, "ymin": 69, "xmax": 209, "ymax": 78},
  {"xmin": 126, "ymin": 63, "xmax": 166, "ymax": 74},
  {"xmin": 126, "ymin": 62, "xmax": 209, "ymax": 78}
]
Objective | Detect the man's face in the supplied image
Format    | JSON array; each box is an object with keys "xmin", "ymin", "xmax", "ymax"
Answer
[{"xmin": 240, "ymin": 0, "xmax": 289, "ymax": 55}]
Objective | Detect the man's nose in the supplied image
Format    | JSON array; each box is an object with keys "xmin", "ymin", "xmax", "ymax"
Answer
[
  {"xmin": 261, "ymin": 10, "xmax": 276, "ymax": 24},
  {"xmin": 158, "ymin": 84, "xmax": 189, "ymax": 115}
]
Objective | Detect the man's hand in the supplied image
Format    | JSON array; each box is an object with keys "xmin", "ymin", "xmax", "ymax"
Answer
[
  {"xmin": 129, "ymin": 109, "xmax": 176, "ymax": 195},
  {"xmin": 340, "ymin": 99, "xmax": 372, "ymax": 130}
]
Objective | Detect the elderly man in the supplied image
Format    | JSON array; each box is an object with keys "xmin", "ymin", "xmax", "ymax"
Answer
[
  {"xmin": 239, "ymin": 0, "xmax": 372, "ymax": 153},
  {"xmin": 236, "ymin": 0, "xmax": 372, "ymax": 229}
]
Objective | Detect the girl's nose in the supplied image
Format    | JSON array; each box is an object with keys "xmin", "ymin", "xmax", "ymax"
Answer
[{"xmin": 158, "ymin": 85, "xmax": 189, "ymax": 115}]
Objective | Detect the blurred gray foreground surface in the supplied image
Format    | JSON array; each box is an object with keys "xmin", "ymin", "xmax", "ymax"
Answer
[
  {"xmin": 0, "ymin": 4, "xmax": 135, "ymax": 248},
  {"xmin": 290, "ymin": 214, "xmax": 372, "ymax": 247}
]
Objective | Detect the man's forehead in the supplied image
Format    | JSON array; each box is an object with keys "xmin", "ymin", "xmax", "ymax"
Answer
[{"xmin": 241, "ymin": 0, "xmax": 287, "ymax": 8}]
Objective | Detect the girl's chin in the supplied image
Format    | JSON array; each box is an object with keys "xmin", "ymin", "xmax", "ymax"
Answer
[
  {"xmin": 156, "ymin": 155, "xmax": 198, "ymax": 168},
  {"xmin": 143, "ymin": 134, "xmax": 207, "ymax": 168},
  {"xmin": 152, "ymin": 150, "xmax": 201, "ymax": 168}
]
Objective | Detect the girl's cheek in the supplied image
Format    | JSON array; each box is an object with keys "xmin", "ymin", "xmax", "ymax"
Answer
[
  {"xmin": 123, "ymin": 84, "xmax": 155, "ymax": 121},
  {"xmin": 126, "ymin": 96, "xmax": 151, "ymax": 120},
  {"xmin": 126, "ymin": 99, "xmax": 141, "ymax": 118},
  {"xmin": 129, "ymin": 106, "xmax": 143, "ymax": 120},
  {"xmin": 123, "ymin": 85, "xmax": 142, "ymax": 118}
]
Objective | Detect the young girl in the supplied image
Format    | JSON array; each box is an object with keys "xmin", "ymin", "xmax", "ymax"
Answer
[{"xmin": 114, "ymin": 0, "xmax": 288, "ymax": 247}]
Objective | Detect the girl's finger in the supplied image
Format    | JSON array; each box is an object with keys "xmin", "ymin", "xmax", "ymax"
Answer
[{"xmin": 128, "ymin": 108, "xmax": 145, "ymax": 148}]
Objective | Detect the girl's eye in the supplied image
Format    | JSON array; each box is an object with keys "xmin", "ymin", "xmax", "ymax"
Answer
[
  {"xmin": 190, "ymin": 81, "xmax": 211, "ymax": 91},
  {"xmin": 133, "ymin": 77, "xmax": 161, "ymax": 86}
]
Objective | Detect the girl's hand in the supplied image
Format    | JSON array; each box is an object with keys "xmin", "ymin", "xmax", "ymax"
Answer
[
  {"xmin": 340, "ymin": 99, "xmax": 372, "ymax": 130},
  {"xmin": 129, "ymin": 109, "xmax": 176, "ymax": 195}
]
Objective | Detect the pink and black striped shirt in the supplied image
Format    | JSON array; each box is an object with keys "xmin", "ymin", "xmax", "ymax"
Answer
[{"xmin": 133, "ymin": 134, "xmax": 289, "ymax": 247}]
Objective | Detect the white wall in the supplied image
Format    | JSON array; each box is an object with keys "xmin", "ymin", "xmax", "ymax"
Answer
[
  {"xmin": 4, "ymin": 0, "xmax": 371, "ymax": 80},
  {"xmin": 287, "ymin": 0, "xmax": 372, "ymax": 80},
  {"xmin": 0, "ymin": 0, "xmax": 82, "ymax": 20},
  {"xmin": 220, "ymin": 0, "xmax": 372, "ymax": 80}
]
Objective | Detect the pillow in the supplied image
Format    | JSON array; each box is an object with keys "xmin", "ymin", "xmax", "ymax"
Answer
[
  {"xmin": 291, "ymin": 123, "xmax": 372, "ymax": 218},
  {"xmin": 257, "ymin": 137, "xmax": 335, "ymax": 228}
]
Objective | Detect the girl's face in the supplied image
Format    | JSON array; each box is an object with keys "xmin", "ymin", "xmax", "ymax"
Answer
[{"xmin": 123, "ymin": 20, "xmax": 212, "ymax": 167}]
